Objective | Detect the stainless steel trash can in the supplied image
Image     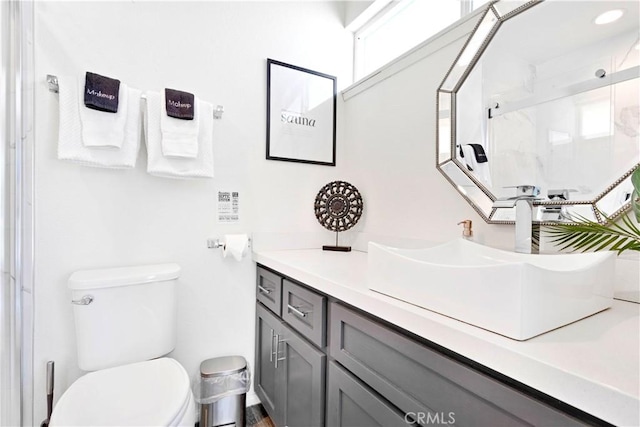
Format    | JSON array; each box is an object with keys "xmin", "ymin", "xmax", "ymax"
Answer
[{"xmin": 199, "ymin": 356, "xmax": 248, "ymax": 427}]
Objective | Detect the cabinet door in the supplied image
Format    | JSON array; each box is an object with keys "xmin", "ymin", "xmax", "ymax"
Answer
[
  {"xmin": 277, "ymin": 325, "xmax": 326, "ymax": 427},
  {"xmin": 255, "ymin": 303, "xmax": 283, "ymax": 426},
  {"xmin": 327, "ymin": 361, "xmax": 414, "ymax": 427}
]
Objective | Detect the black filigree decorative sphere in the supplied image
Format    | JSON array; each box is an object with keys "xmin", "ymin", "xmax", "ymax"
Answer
[{"xmin": 314, "ymin": 181, "xmax": 363, "ymax": 233}]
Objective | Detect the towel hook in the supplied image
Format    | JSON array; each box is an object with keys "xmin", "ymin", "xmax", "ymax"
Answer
[
  {"xmin": 213, "ymin": 105, "xmax": 224, "ymax": 120},
  {"xmin": 47, "ymin": 75, "xmax": 59, "ymax": 93}
]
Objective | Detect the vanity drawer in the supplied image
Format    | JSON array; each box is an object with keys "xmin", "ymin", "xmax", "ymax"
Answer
[
  {"xmin": 329, "ymin": 303, "xmax": 586, "ymax": 427},
  {"xmin": 256, "ymin": 267, "xmax": 282, "ymax": 316},
  {"xmin": 282, "ymin": 279, "xmax": 326, "ymax": 348}
]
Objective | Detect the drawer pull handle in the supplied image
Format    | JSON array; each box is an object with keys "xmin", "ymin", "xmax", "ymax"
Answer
[
  {"xmin": 274, "ymin": 334, "xmax": 286, "ymax": 368},
  {"xmin": 269, "ymin": 328, "xmax": 275, "ymax": 362},
  {"xmin": 287, "ymin": 304, "xmax": 308, "ymax": 318},
  {"xmin": 258, "ymin": 285, "xmax": 272, "ymax": 295}
]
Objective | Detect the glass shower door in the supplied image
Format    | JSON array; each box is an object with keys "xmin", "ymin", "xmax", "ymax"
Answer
[
  {"xmin": 1, "ymin": 1, "xmax": 35, "ymax": 425},
  {"xmin": 1, "ymin": 2, "xmax": 19, "ymax": 425}
]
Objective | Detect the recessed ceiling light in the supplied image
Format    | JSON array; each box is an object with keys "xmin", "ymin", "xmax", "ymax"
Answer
[{"xmin": 594, "ymin": 9, "xmax": 625, "ymax": 25}]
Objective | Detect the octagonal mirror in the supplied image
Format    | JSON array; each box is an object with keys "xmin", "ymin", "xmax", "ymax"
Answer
[{"xmin": 437, "ymin": 0, "xmax": 640, "ymax": 224}]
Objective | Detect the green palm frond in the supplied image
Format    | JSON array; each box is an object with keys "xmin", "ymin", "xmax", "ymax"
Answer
[
  {"xmin": 632, "ymin": 168, "xmax": 640, "ymax": 222},
  {"xmin": 545, "ymin": 213, "xmax": 640, "ymax": 254}
]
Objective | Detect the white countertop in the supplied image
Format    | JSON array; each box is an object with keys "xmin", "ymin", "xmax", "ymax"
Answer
[{"xmin": 253, "ymin": 248, "xmax": 640, "ymax": 427}]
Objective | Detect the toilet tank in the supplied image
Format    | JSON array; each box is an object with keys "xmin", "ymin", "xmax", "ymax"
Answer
[{"xmin": 68, "ymin": 263, "xmax": 180, "ymax": 371}]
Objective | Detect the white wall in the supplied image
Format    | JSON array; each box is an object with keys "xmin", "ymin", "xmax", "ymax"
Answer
[
  {"xmin": 344, "ymin": 0, "xmax": 374, "ymax": 28},
  {"xmin": 33, "ymin": 1, "xmax": 351, "ymax": 422}
]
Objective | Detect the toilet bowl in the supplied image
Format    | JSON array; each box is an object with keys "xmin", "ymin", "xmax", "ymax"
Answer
[
  {"xmin": 50, "ymin": 358, "xmax": 195, "ymax": 427},
  {"xmin": 49, "ymin": 264, "xmax": 195, "ymax": 426}
]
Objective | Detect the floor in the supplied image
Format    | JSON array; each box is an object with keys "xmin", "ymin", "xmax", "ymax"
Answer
[{"xmin": 246, "ymin": 404, "xmax": 275, "ymax": 427}]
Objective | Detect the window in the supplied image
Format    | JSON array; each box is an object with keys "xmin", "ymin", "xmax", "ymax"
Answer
[
  {"xmin": 580, "ymin": 98, "xmax": 611, "ymax": 140},
  {"xmin": 354, "ymin": 0, "xmax": 490, "ymax": 80}
]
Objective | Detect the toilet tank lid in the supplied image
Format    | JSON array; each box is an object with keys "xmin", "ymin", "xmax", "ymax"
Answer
[{"xmin": 68, "ymin": 263, "xmax": 181, "ymax": 290}]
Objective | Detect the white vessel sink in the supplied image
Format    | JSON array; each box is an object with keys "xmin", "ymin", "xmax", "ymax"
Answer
[{"xmin": 367, "ymin": 239, "xmax": 615, "ymax": 340}]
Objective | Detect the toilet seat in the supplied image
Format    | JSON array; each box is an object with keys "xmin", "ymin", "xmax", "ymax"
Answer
[{"xmin": 50, "ymin": 358, "xmax": 194, "ymax": 426}]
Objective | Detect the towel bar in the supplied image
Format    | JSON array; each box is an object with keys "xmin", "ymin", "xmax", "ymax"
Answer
[{"xmin": 46, "ymin": 74, "xmax": 224, "ymax": 119}]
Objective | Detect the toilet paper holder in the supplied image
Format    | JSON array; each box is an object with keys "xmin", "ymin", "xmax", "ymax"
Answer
[{"xmin": 207, "ymin": 237, "xmax": 251, "ymax": 250}]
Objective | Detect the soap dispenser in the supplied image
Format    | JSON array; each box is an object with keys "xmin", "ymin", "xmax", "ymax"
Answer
[{"xmin": 457, "ymin": 220, "xmax": 473, "ymax": 240}]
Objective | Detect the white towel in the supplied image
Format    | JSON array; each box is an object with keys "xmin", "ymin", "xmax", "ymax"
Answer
[
  {"xmin": 78, "ymin": 76, "xmax": 129, "ymax": 149},
  {"xmin": 57, "ymin": 75, "xmax": 142, "ymax": 168},
  {"xmin": 160, "ymin": 91, "xmax": 200, "ymax": 158},
  {"xmin": 144, "ymin": 91, "xmax": 214, "ymax": 179}
]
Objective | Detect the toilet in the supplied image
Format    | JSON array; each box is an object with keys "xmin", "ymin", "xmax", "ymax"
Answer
[{"xmin": 50, "ymin": 263, "xmax": 196, "ymax": 427}]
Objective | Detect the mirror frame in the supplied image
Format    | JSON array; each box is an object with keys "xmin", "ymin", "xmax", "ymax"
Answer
[{"xmin": 436, "ymin": 0, "xmax": 640, "ymax": 225}]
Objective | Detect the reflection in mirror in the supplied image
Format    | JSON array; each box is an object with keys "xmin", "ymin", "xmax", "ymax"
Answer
[
  {"xmin": 490, "ymin": 207, "xmax": 516, "ymax": 222},
  {"xmin": 494, "ymin": 204, "xmax": 599, "ymax": 223},
  {"xmin": 596, "ymin": 172, "xmax": 636, "ymax": 218},
  {"xmin": 438, "ymin": 92, "xmax": 452, "ymax": 164},
  {"xmin": 437, "ymin": 0, "xmax": 640, "ymax": 224},
  {"xmin": 537, "ymin": 203, "xmax": 598, "ymax": 223},
  {"xmin": 441, "ymin": 161, "xmax": 494, "ymax": 219},
  {"xmin": 484, "ymin": 79, "xmax": 638, "ymax": 201},
  {"xmin": 562, "ymin": 205, "xmax": 599, "ymax": 223}
]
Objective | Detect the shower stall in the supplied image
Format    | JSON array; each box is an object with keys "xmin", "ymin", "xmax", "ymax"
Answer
[{"xmin": 1, "ymin": 1, "xmax": 35, "ymax": 426}]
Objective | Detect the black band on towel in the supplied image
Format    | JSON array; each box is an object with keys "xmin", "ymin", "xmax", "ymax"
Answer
[
  {"xmin": 467, "ymin": 144, "xmax": 488, "ymax": 163},
  {"xmin": 165, "ymin": 88, "xmax": 195, "ymax": 120},
  {"xmin": 84, "ymin": 72, "xmax": 120, "ymax": 113}
]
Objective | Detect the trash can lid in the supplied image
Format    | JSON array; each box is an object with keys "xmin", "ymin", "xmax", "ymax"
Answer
[{"xmin": 200, "ymin": 355, "xmax": 247, "ymax": 378}]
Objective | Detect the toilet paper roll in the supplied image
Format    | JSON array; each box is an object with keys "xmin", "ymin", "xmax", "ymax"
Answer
[{"xmin": 222, "ymin": 234, "xmax": 249, "ymax": 261}]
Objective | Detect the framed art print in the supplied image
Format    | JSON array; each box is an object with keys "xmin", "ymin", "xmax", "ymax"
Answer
[{"xmin": 266, "ymin": 59, "xmax": 337, "ymax": 166}]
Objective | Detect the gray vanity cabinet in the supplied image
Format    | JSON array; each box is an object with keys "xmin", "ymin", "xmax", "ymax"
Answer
[
  {"xmin": 255, "ymin": 269, "xmax": 326, "ymax": 427},
  {"xmin": 329, "ymin": 302, "xmax": 587, "ymax": 427},
  {"xmin": 256, "ymin": 265, "xmax": 601, "ymax": 427}
]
